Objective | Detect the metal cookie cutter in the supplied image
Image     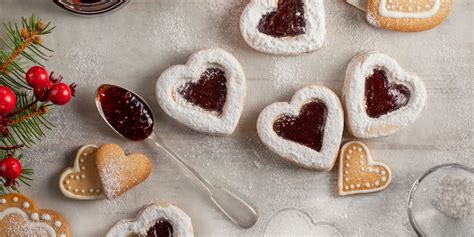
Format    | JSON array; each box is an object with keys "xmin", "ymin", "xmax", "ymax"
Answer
[
  {"xmin": 346, "ymin": 0, "xmax": 366, "ymax": 12},
  {"xmin": 53, "ymin": 0, "xmax": 130, "ymax": 16}
]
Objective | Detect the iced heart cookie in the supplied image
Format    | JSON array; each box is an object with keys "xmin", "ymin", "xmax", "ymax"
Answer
[
  {"xmin": 343, "ymin": 51, "xmax": 427, "ymax": 138},
  {"xmin": 338, "ymin": 141, "xmax": 392, "ymax": 195},
  {"xmin": 59, "ymin": 145, "xmax": 104, "ymax": 200},
  {"xmin": 156, "ymin": 48, "xmax": 246, "ymax": 135},
  {"xmin": 240, "ymin": 0, "xmax": 326, "ymax": 55},
  {"xmin": 257, "ymin": 85, "xmax": 344, "ymax": 170},
  {"xmin": 96, "ymin": 144, "xmax": 152, "ymax": 200},
  {"xmin": 107, "ymin": 202, "xmax": 193, "ymax": 237},
  {"xmin": 0, "ymin": 193, "xmax": 70, "ymax": 236},
  {"xmin": 366, "ymin": 0, "xmax": 453, "ymax": 32}
]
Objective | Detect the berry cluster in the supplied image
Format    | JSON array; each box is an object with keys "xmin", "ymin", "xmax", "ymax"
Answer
[{"xmin": 26, "ymin": 66, "xmax": 76, "ymax": 105}]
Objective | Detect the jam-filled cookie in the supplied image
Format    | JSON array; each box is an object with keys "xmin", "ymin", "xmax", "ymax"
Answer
[
  {"xmin": 107, "ymin": 202, "xmax": 193, "ymax": 237},
  {"xmin": 366, "ymin": 0, "xmax": 453, "ymax": 32},
  {"xmin": 156, "ymin": 48, "xmax": 246, "ymax": 135},
  {"xmin": 343, "ymin": 51, "xmax": 427, "ymax": 138},
  {"xmin": 257, "ymin": 85, "xmax": 344, "ymax": 170},
  {"xmin": 240, "ymin": 0, "xmax": 326, "ymax": 55}
]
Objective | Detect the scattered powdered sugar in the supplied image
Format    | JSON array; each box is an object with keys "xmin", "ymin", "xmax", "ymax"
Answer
[
  {"xmin": 240, "ymin": 0, "xmax": 326, "ymax": 55},
  {"xmin": 65, "ymin": 42, "xmax": 104, "ymax": 82},
  {"xmin": 97, "ymin": 156, "xmax": 124, "ymax": 200},
  {"xmin": 433, "ymin": 174, "xmax": 474, "ymax": 219},
  {"xmin": 270, "ymin": 57, "xmax": 303, "ymax": 91}
]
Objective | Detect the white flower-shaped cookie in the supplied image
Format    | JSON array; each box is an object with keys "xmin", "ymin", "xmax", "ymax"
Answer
[
  {"xmin": 107, "ymin": 203, "xmax": 193, "ymax": 237},
  {"xmin": 257, "ymin": 85, "xmax": 344, "ymax": 170},
  {"xmin": 156, "ymin": 48, "xmax": 246, "ymax": 135},
  {"xmin": 240, "ymin": 0, "xmax": 326, "ymax": 55},
  {"xmin": 343, "ymin": 51, "xmax": 427, "ymax": 138}
]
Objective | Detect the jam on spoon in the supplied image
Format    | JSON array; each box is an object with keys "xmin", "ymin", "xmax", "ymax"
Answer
[
  {"xmin": 257, "ymin": 0, "xmax": 306, "ymax": 38},
  {"xmin": 273, "ymin": 100, "xmax": 328, "ymax": 151},
  {"xmin": 365, "ymin": 69, "xmax": 411, "ymax": 118},
  {"xmin": 178, "ymin": 68, "xmax": 227, "ymax": 115},
  {"xmin": 97, "ymin": 85, "xmax": 154, "ymax": 141}
]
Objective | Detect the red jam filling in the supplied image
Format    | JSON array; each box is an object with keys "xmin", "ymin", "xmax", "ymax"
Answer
[
  {"xmin": 98, "ymin": 86, "xmax": 153, "ymax": 141},
  {"xmin": 273, "ymin": 100, "xmax": 328, "ymax": 151},
  {"xmin": 178, "ymin": 68, "xmax": 227, "ymax": 115},
  {"xmin": 365, "ymin": 69, "xmax": 411, "ymax": 118},
  {"xmin": 146, "ymin": 220, "xmax": 173, "ymax": 237},
  {"xmin": 257, "ymin": 0, "xmax": 306, "ymax": 38}
]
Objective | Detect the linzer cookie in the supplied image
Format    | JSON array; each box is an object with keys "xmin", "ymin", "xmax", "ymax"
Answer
[
  {"xmin": 338, "ymin": 141, "xmax": 392, "ymax": 195},
  {"xmin": 156, "ymin": 48, "xmax": 246, "ymax": 135},
  {"xmin": 59, "ymin": 145, "xmax": 104, "ymax": 200},
  {"xmin": 96, "ymin": 144, "xmax": 152, "ymax": 200},
  {"xmin": 0, "ymin": 193, "xmax": 70, "ymax": 237},
  {"xmin": 240, "ymin": 0, "xmax": 325, "ymax": 55},
  {"xmin": 257, "ymin": 85, "xmax": 344, "ymax": 170},
  {"xmin": 366, "ymin": 0, "xmax": 453, "ymax": 32},
  {"xmin": 107, "ymin": 202, "xmax": 194, "ymax": 237},
  {"xmin": 343, "ymin": 51, "xmax": 427, "ymax": 138}
]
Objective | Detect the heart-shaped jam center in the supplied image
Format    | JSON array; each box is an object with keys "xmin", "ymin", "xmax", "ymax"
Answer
[
  {"xmin": 365, "ymin": 69, "xmax": 410, "ymax": 118},
  {"xmin": 178, "ymin": 68, "xmax": 227, "ymax": 115},
  {"xmin": 145, "ymin": 219, "xmax": 173, "ymax": 237},
  {"xmin": 257, "ymin": 0, "xmax": 306, "ymax": 38},
  {"xmin": 273, "ymin": 100, "xmax": 327, "ymax": 151}
]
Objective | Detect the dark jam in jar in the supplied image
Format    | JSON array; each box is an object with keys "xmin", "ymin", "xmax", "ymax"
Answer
[
  {"xmin": 145, "ymin": 220, "xmax": 173, "ymax": 237},
  {"xmin": 273, "ymin": 100, "xmax": 328, "ymax": 152},
  {"xmin": 365, "ymin": 69, "xmax": 411, "ymax": 118},
  {"xmin": 178, "ymin": 68, "xmax": 227, "ymax": 115},
  {"xmin": 98, "ymin": 85, "xmax": 153, "ymax": 141},
  {"xmin": 257, "ymin": 0, "xmax": 306, "ymax": 38}
]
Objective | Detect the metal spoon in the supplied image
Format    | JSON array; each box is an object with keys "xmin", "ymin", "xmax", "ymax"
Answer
[
  {"xmin": 95, "ymin": 84, "xmax": 258, "ymax": 228},
  {"xmin": 53, "ymin": 0, "xmax": 130, "ymax": 16}
]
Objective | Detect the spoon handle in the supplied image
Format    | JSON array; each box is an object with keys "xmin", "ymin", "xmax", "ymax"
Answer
[{"xmin": 148, "ymin": 133, "xmax": 258, "ymax": 228}]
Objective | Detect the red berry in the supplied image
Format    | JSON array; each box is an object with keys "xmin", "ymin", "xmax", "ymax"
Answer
[
  {"xmin": 26, "ymin": 66, "xmax": 49, "ymax": 88},
  {"xmin": 48, "ymin": 83, "xmax": 72, "ymax": 105},
  {"xmin": 0, "ymin": 156, "xmax": 22, "ymax": 181},
  {"xmin": 0, "ymin": 86, "xmax": 16, "ymax": 114},
  {"xmin": 33, "ymin": 80, "xmax": 53, "ymax": 102}
]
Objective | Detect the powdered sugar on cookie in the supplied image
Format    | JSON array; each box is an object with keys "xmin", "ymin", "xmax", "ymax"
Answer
[
  {"xmin": 107, "ymin": 203, "xmax": 193, "ymax": 237},
  {"xmin": 257, "ymin": 85, "xmax": 344, "ymax": 170},
  {"xmin": 240, "ymin": 0, "xmax": 326, "ymax": 55},
  {"xmin": 343, "ymin": 51, "xmax": 427, "ymax": 138},
  {"xmin": 156, "ymin": 48, "xmax": 246, "ymax": 135}
]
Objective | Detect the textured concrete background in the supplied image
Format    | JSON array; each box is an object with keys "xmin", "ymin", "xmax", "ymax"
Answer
[{"xmin": 0, "ymin": 0, "xmax": 472, "ymax": 236}]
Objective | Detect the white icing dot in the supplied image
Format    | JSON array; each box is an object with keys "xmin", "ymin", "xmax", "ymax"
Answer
[
  {"xmin": 12, "ymin": 197, "xmax": 18, "ymax": 202},
  {"xmin": 23, "ymin": 202, "xmax": 30, "ymax": 208},
  {"xmin": 361, "ymin": 167, "xmax": 365, "ymax": 171},
  {"xmin": 350, "ymin": 184, "xmax": 355, "ymax": 189},
  {"xmin": 59, "ymin": 234, "xmax": 66, "ymax": 237},
  {"xmin": 381, "ymin": 177, "xmax": 387, "ymax": 182},
  {"xmin": 346, "ymin": 155, "xmax": 351, "ymax": 160},
  {"xmin": 74, "ymin": 189, "xmax": 79, "ymax": 193},
  {"xmin": 55, "ymin": 220, "xmax": 62, "ymax": 227},
  {"xmin": 75, "ymin": 176, "xmax": 80, "ymax": 180},
  {"xmin": 81, "ymin": 189, "xmax": 85, "ymax": 193},
  {"xmin": 41, "ymin": 214, "xmax": 51, "ymax": 221},
  {"xmin": 375, "ymin": 181, "xmax": 380, "ymax": 186},
  {"xmin": 81, "ymin": 174, "xmax": 86, "ymax": 179},
  {"xmin": 69, "ymin": 175, "xmax": 74, "ymax": 179},
  {"xmin": 67, "ymin": 186, "xmax": 71, "ymax": 190},
  {"xmin": 348, "ymin": 149, "xmax": 353, "ymax": 154},
  {"xmin": 80, "ymin": 159, "xmax": 84, "ymax": 162},
  {"xmin": 360, "ymin": 160, "xmax": 364, "ymax": 164},
  {"xmin": 345, "ymin": 163, "xmax": 350, "ymax": 168},
  {"xmin": 344, "ymin": 186, "xmax": 349, "ymax": 190},
  {"xmin": 345, "ymin": 177, "xmax": 349, "ymax": 182},
  {"xmin": 345, "ymin": 170, "xmax": 349, "ymax": 174},
  {"xmin": 360, "ymin": 155, "xmax": 364, "ymax": 159},
  {"xmin": 356, "ymin": 183, "xmax": 361, "ymax": 188},
  {"xmin": 65, "ymin": 180, "xmax": 70, "ymax": 185},
  {"xmin": 365, "ymin": 182, "xmax": 371, "ymax": 188},
  {"xmin": 0, "ymin": 198, "xmax": 6, "ymax": 204},
  {"xmin": 95, "ymin": 189, "xmax": 100, "ymax": 193},
  {"xmin": 381, "ymin": 170, "xmax": 387, "ymax": 175},
  {"xmin": 358, "ymin": 148, "xmax": 362, "ymax": 152},
  {"xmin": 81, "ymin": 166, "xmax": 86, "ymax": 170},
  {"xmin": 89, "ymin": 188, "xmax": 94, "ymax": 193},
  {"xmin": 31, "ymin": 213, "xmax": 39, "ymax": 221}
]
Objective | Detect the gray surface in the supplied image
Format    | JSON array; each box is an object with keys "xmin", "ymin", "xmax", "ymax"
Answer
[{"xmin": 0, "ymin": 0, "xmax": 473, "ymax": 236}]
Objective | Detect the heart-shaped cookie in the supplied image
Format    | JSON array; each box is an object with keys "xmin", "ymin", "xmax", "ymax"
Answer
[
  {"xmin": 240, "ymin": 0, "xmax": 326, "ymax": 55},
  {"xmin": 343, "ymin": 51, "xmax": 427, "ymax": 138},
  {"xmin": 156, "ymin": 48, "xmax": 246, "ymax": 135},
  {"xmin": 257, "ymin": 85, "xmax": 344, "ymax": 170},
  {"xmin": 264, "ymin": 208, "xmax": 342, "ymax": 237},
  {"xmin": 107, "ymin": 202, "xmax": 193, "ymax": 237},
  {"xmin": 59, "ymin": 145, "xmax": 104, "ymax": 200},
  {"xmin": 338, "ymin": 141, "xmax": 392, "ymax": 196},
  {"xmin": 366, "ymin": 0, "xmax": 453, "ymax": 32},
  {"xmin": 96, "ymin": 144, "xmax": 152, "ymax": 200},
  {"xmin": 0, "ymin": 193, "xmax": 70, "ymax": 237}
]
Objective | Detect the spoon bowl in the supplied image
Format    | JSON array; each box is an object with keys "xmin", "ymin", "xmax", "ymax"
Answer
[{"xmin": 95, "ymin": 84, "xmax": 258, "ymax": 229}]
